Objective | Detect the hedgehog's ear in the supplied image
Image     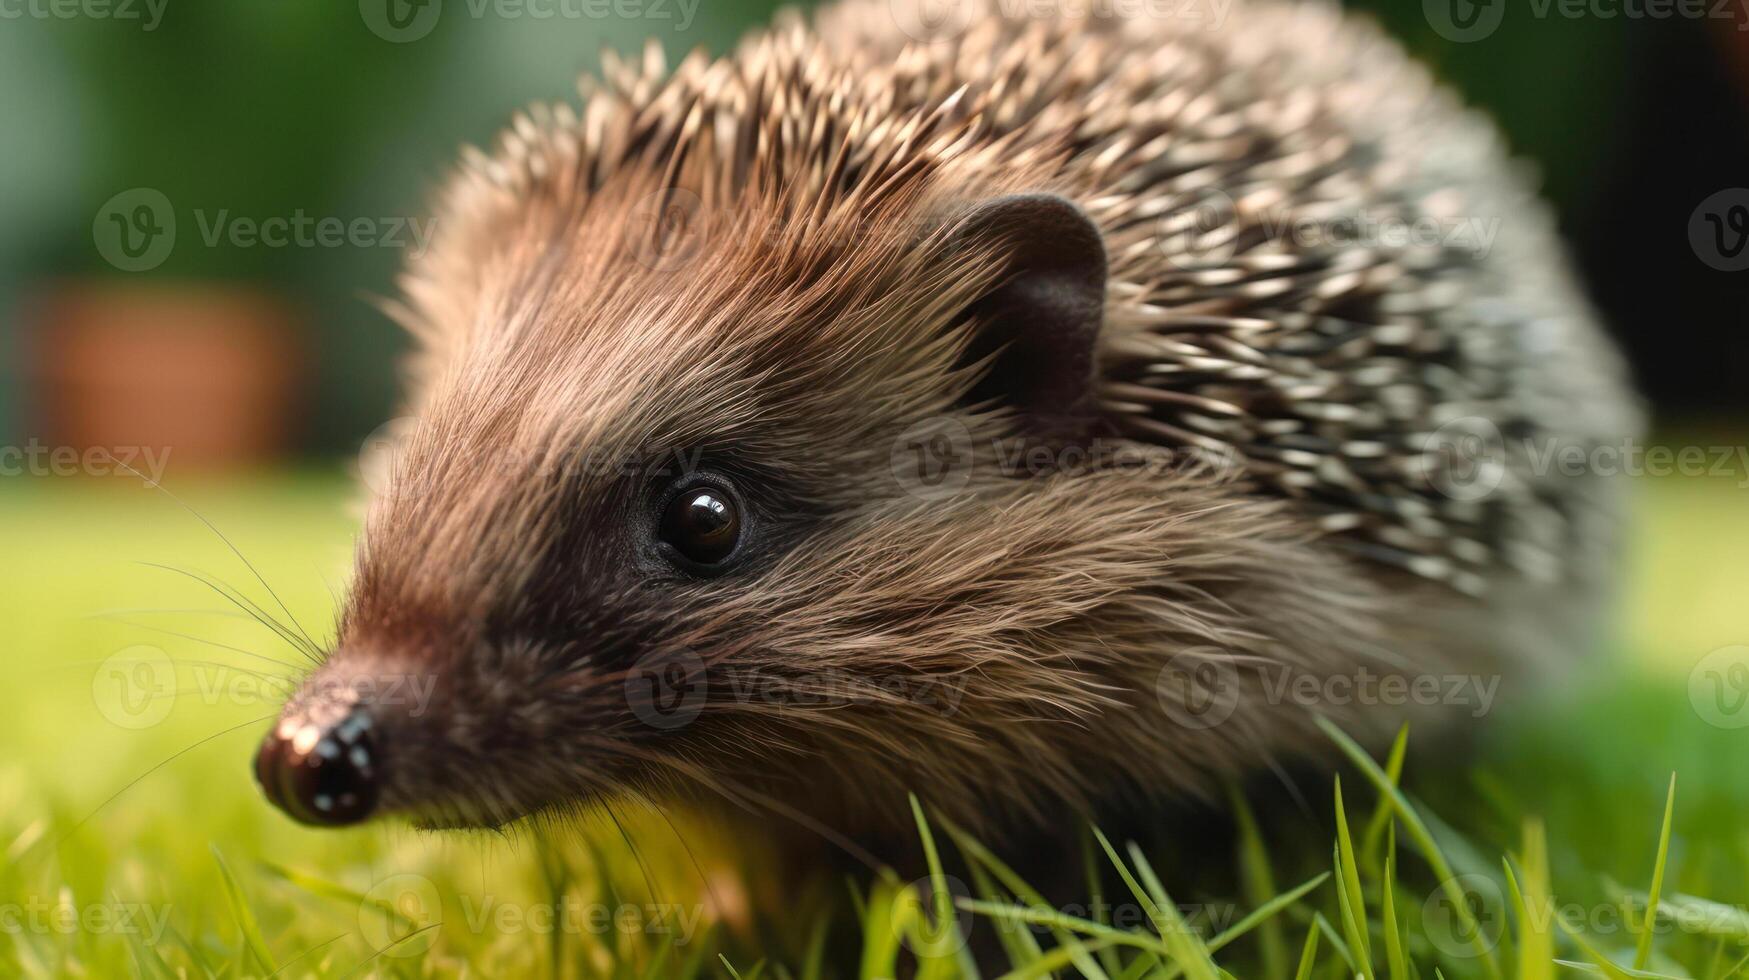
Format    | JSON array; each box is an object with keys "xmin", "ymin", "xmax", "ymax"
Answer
[{"xmin": 947, "ymin": 193, "xmax": 1107, "ymax": 434}]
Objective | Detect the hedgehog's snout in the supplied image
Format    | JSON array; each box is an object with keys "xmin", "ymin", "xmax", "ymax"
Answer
[{"xmin": 255, "ymin": 699, "xmax": 380, "ymax": 827}]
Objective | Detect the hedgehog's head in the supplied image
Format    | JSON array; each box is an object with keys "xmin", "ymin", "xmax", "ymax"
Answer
[{"xmin": 253, "ymin": 139, "xmax": 1303, "ymax": 838}]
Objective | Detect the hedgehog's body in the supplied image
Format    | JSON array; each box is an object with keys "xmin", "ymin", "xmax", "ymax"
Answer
[{"xmin": 257, "ymin": 0, "xmax": 1636, "ymax": 845}]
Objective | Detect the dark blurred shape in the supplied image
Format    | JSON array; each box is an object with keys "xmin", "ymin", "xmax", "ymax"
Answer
[
  {"xmin": 1569, "ymin": 15, "xmax": 1749, "ymax": 416},
  {"xmin": 29, "ymin": 283, "xmax": 303, "ymax": 470},
  {"xmin": 1346, "ymin": 0, "xmax": 1749, "ymax": 419}
]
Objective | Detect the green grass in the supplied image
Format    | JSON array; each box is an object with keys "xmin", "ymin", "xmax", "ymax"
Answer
[{"xmin": 1, "ymin": 466, "xmax": 1746, "ymax": 977}]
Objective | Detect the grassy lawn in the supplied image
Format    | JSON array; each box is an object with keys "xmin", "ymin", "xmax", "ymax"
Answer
[{"xmin": 1, "ymin": 463, "xmax": 1746, "ymax": 977}]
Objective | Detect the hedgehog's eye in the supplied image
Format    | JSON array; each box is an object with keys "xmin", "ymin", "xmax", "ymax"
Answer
[{"xmin": 659, "ymin": 486, "xmax": 742, "ymax": 567}]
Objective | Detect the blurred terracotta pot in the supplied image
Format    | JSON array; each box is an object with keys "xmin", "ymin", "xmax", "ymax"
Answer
[{"xmin": 30, "ymin": 281, "xmax": 303, "ymax": 471}]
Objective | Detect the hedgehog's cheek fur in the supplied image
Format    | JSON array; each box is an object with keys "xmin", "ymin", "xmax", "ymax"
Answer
[
  {"xmin": 636, "ymin": 461, "xmax": 1427, "ymax": 838},
  {"xmin": 295, "ymin": 460, "xmax": 1455, "ymax": 839}
]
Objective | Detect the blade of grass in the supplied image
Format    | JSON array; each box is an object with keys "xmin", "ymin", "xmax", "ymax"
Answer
[
  {"xmin": 1333, "ymin": 776, "xmax": 1374, "ymax": 978},
  {"xmin": 1228, "ymin": 783, "xmax": 1286, "ymax": 977},
  {"xmin": 1090, "ymin": 827, "xmax": 1217, "ymax": 980},
  {"xmin": 1317, "ymin": 716, "xmax": 1501, "ymax": 979},
  {"xmin": 1634, "ymin": 774, "xmax": 1678, "ymax": 970},
  {"xmin": 1126, "ymin": 842, "xmax": 1220, "ymax": 980},
  {"xmin": 996, "ymin": 936, "xmax": 1120, "ymax": 980},
  {"xmin": 260, "ymin": 862, "xmax": 419, "ymax": 930},
  {"xmin": 1116, "ymin": 955, "xmax": 1161, "ymax": 980},
  {"xmin": 338, "ymin": 922, "xmax": 440, "ymax": 980},
  {"xmin": 1082, "ymin": 824, "xmax": 1126, "ymax": 978},
  {"xmin": 1334, "ymin": 843, "xmax": 1372, "ymax": 980},
  {"xmin": 909, "ymin": 795, "xmax": 978, "ymax": 978},
  {"xmin": 1060, "ymin": 936, "xmax": 1116, "ymax": 980},
  {"xmin": 963, "ymin": 870, "xmax": 1329, "ymax": 979},
  {"xmin": 1554, "ymin": 963, "xmax": 1685, "ymax": 979},
  {"xmin": 1505, "ymin": 819, "xmax": 1554, "ymax": 980},
  {"xmin": 799, "ymin": 911, "xmax": 830, "ymax": 980},
  {"xmin": 1204, "ymin": 872, "xmax": 1331, "ymax": 958},
  {"xmin": 1555, "ymin": 913, "xmax": 1640, "ymax": 980},
  {"xmin": 962, "ymin": 848, "xmax": 1044, "ymax": 967},
  {"xmin": 1293, "ymin": 920, "xmax": 1321, "ymax": 980},
  {"xmin": 1360, "ymin": 725, "xmax": 1411, "ymax": 874},
  {"xmin": 264, "ymin": 933, "xmax": 344, "ymax": 979},
  {"xmin": 859, "ymin": 878, "xmax": 906, "ymax": 980},
  {"xmin": 1314, "ymin": 912, "xmax": 1357, "ymax": 973},
  {"xmin": 122, "ymin": 924, "xmax": 178, "ymax": 980},
  {"xmin": 1713, "ymin": 944, "xmax": 1749, "ymax": 979},
  {"xmin": 1090, "ymin": 828, "xmax": 1169, "ymax": 935},
  {"xmin": 942, "ymin": 816, "xmax": 1102, "ymax": 972},
  {"xmin": 210, "ymin": 844, "xmax": 277, "ymax": 976},
  {"xmin": 957, "ymin": 898, "xmax": 1175, "ymax": 958},
  {"xmin": 1382, "ymin": 827, "xmax": 1408, "ymax": 980},
  {"xmin": 160, "ymin": 924, "xmax": 219, "ymax": 980}
]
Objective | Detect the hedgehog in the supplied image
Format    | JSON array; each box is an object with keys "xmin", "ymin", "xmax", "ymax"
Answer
[{"xmin": 254, "ymin": 0, "xmax": 1638, "ymax": 856}]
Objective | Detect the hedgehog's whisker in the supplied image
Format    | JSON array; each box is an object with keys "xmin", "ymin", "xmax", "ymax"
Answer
[
  {"xmin": 96, "ymin": 617, "xmax": 305, "ymax": 673},
  {"xmin": 85, "ymin": 607, "xmax": 254, "ymax": 621},
  {"xmin": 136, "ymin": 563, "xmax": 323, "ymax": 665},
  {"xmin": 102, "ymin": 450, "xmax": 326, "ymax": 658},
  {"xmin": 632, "ymin": 790, "xmax": 731, "ymax": 924},
  {"xmin": 583, "ymin": 737, "xmax": 881, "ymax": 873},
  {"xmin": 23, "ymin": 713, "xmax": 275, "ymax": 864},
  {"xmin": 36, "ymin": 656, "xmax": 298, "ymax": 684},
  {"xmin": 605, "ymin": 799, "xmax": 669, "ymax": 909}
]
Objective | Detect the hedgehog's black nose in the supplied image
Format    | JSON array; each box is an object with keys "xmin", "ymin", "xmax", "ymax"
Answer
[{"xmin": 254, "ymin": 707, "xmax": 380, "ymax": 826}]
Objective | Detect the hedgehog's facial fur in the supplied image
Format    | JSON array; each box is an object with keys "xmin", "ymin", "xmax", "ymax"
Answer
[
  {"xmin": 284, "ymin": 179, "xmax": 1093, "ymax": 827},
  {"xmin": 270, "ymin": 177, "xmax": 1421, "ymax": 837}
]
